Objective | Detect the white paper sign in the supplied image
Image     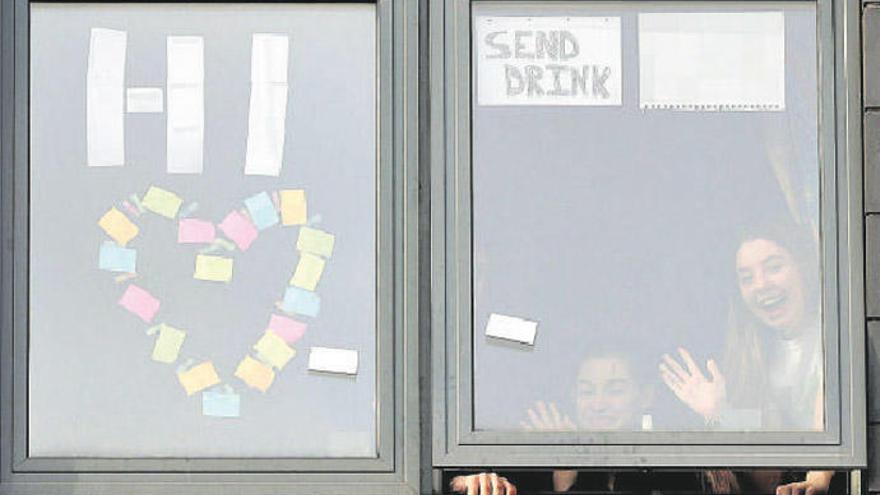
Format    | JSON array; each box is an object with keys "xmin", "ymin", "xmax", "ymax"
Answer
[
  {"xmin": 166, "ymin": 36, "xmax": 205, "ymax": 174},
  {"xmin": 485, "ymin": 313, "xmax": 538, "ymax": 345},
  {"xmin": 638, "ymin": 12, "xmax": 785, "ymax": 111},
  {"xmin": 126, "ymin": 87, "xmax": 163, "ymax": 113},
  {"xmin": 475, "ymin": 16, "xmax": 622, "ymax": 106},
  {"xmin": 245, "ymin": 33, "xmax": 289, "ymax": 177},
  {"xmin": 86, "ymin": 28, "xmax": 127, "ymax": 167},
  {"xmin": 308, "ymin": 347, "xmax": 358, "ymax": 375}
]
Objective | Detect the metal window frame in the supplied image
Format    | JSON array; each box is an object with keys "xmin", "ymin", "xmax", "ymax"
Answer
[
  {"xmin": 0, "ymin": 0, "xmax": 422, "ymax": 493},
  {"xmin": 430, "ymin": 0, "xmax": 867, "ymax": 468}
]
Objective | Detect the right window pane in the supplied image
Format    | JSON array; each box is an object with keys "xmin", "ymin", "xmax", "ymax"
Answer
[{"xmin": 471, "ymin": 2, "xmax": 823, "ymax": 433}]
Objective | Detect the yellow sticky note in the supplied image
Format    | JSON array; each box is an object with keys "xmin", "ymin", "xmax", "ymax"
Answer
[
  {"xmin": 280, "ymin": 189, "xmax": 307, "ymax": 225},
  {"xmin": 151, "ymin": 324, "xmax": 186, "ymax": 363},
  {"xmin": 194, "ymin": 255, "xmax": 233, "ymax": 282},
  {"xmin": 253, "ymin": 331, "xmax": 296, "ymax": 370},
  {"xmin": 177, "ymin": 361, "xmax": 221, "ymax": 396},
  {"xmin": 98, "ymin": 208, "xmax": 139, "ymax": 246},
  {"xmin": 296, "ymin": 226, "xmax": 335, "ymax": 258},
  {"xmin": 289, "ymin": 253, "xmax": 326, "ymax": 291},
  {"xmin": 142, "ymin": 186, "xmax": 183, "ymax": 219},
  {"xmin": 235, "ymin": 355, "xmax": 275, "ymax": 392}
]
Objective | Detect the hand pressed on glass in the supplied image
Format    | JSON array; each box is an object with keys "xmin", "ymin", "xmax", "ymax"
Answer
[{"xmin": 659, "ymin": 348, "xmax": 726, "ymax": 423}]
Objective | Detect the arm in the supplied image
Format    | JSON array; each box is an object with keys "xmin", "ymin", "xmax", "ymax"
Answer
[{"xmin": 775, "ymin": 471, "xmax": 834, "ymax": 495}]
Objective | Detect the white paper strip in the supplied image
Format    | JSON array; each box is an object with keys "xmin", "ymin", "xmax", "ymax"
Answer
[
  {"xmin": 244, "ymin": 34, "xmax": 289, "ymax": 177},
  {"xmin": 638, "ymin": 12, "xmax": 785, "ymax": 111},
  {"xmin": 86, "ymin": 28, "xmax": 127, "ymax": 167},
  {"xmin": 126, "ymin": 87, "xmax": 164, "ymax": 113},
  {"xmin": 485, "ymin": 313, "xmax": 538, "ymax": 345},
  {"xmin": 475, "ymin": 17, "xmax": 622, "ymax": 106},
  {"xmin": 308, "ymin": 347, "xmax": 358, "ymax": 375},
  {"xmin": 166, "ymin": 36, "xmax": 205, "ymax": 174}
]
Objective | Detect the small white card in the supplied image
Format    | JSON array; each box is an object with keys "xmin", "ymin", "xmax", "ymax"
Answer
[
  {"xmin": 308, "ymin": 347, "xmax": 358, "ymax": 375},
  {"xmin": 126, "ymin": 87, "xmax": 164, "ymax": 113},
  {"xmin": 485, "ymin": 313, "xmax": 538, "ymax": 345}
]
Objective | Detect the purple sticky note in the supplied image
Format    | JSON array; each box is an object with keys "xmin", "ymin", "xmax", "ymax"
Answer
[
  {"xmin": 118, "ymin": 284, "xmax": 160, "ymax": 322},
  {"xmin": 267, "ymin": 314, "xmax": 307, "ymax": 343},
  {"xmin": 218, "ymin": 211, "xmax": 258, "ymax": 251},
  {"xmin": 178, "ymin": 218, "xmax": 216, "ymax": 244}
]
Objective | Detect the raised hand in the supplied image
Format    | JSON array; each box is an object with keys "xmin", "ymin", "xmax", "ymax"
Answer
[
  {"xmin": 659, "ymin": 347, "xmax": 726, "ymax": 422},
  {"xmin": 519, "ymin": 400, "xmax": 576, "ymax": 431}
]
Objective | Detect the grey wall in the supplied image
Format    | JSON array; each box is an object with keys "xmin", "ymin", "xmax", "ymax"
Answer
[{"xmin": 863, "ymin": 3, "xmax": 880, "ymax": 491}]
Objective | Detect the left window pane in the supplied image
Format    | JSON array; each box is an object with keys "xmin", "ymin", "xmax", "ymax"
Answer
[{"xmin": 29, "ymin": 3, "xmax": 377, "ymax": 457}]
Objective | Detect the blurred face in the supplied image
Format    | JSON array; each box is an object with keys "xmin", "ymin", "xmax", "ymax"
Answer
[
  {"xmin": 736, "ymin": 238, "xmax": 806, "ymax": 334},
  {"xmin": 575, "ymin": 357, "xmax": 641, "ymax": 430}
]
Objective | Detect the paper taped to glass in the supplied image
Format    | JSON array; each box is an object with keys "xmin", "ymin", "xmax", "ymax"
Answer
[
  {"xmin": 475, "ymin": 16, "xmax": 622, "ymax": 106},
  {"xmin": 86, "ymin": 28, "xmax": 126, "ymax": 167},
  {"xmin": 166, "ymin": 36, "xmax": 205, "ymax": 173},
  {"xmin": 485, "ymin": 313, "xmax": 538, "ymax": 346},
  {"xmin": 638, "ymin": 12, "xmax": 785, "ymax": 111}
]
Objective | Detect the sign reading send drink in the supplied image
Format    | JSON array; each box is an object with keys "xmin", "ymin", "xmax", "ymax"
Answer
[{"xmin": 475, "ymin": 16, "xmax": 622, "ymax": 106}]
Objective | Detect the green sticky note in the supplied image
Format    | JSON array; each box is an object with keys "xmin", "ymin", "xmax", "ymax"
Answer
[
  {"xmin": 194, "ymin": 254, "xmax": 234, "ymax": 282},
  {"xmin": 142, "ymin": 186, "xmax": 183, "ymax": 219},
  {"xmin": 151, "ymin": 324, "xmax": 186, "ymax": 363},
  {"xmin": 296, "ymin": 226, "xmax": 335, "ymax": 258},
  {"xmin": 253, "ymin": 331, "xmax": 296, "ymax": 370}
]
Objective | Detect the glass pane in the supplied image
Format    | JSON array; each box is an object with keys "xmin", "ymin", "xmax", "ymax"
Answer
[
  {"xmin": 29, "ymin": 3, "xmax": 377, "ymax": 457},
  {"xmin": 471, "ymin": 1, "xmax": 823, "ymax": 433}
]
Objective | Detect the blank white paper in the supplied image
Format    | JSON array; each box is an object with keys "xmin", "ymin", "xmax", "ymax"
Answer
[
  {"xmin": 244, "ymin": 34, "xmax": 289, "ymax": 177},
  {"xmin": 86, "ymin": 28, "xmax": 127, "ymax": 167},
  {"xmin": 485, "ymin": 313, "xmax": 538, "ymax": 345},
  {"xmin": 166, "ymin": 36, "xmax": 204, "ymax": 174},
  {"xmin": 126, "ymin": 87, "xmax": 163, "ymax": 113},
  {"xmin": 638, "ymin": 12, "xmax": 785, "ymax": 111},
  {"xmin": 308, "ymin": 347, "xmax": 358, "ymax": 375}
]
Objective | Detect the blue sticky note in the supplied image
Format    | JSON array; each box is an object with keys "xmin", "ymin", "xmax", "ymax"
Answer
[
  {"xmin": 202, "ymin": 390, "xmax": 241, "ymax": 418},
  {"xmin": 244, "ymin": 191, "xmax": 279, "ymax": 230},
  {"xmin": 282, "ymin": 286, "xmax": 321, "ymax": 317},
  {"xmin": 98, "ymin": 241, "xmax": 137, "ymax": 273}
]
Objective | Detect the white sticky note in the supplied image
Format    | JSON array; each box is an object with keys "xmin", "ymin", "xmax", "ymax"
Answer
[
  {"xmin": 308, "ymin": 347, "xmax": 358, "ymax": 375},
  {"xmin": 485, "ymin": 313, "xmax": 538, "ymax": 345},
  {"xmin": 126, "ymin": 87, "xmax": 163, "ymax": 113},
  {"xmin": 244, "ymin": 34, "xmax": 289, "ymax": 177},
  {"xmin": 638, "ymin": 12, "xmax": 785, "ymax": 111},
  {"xmin": 475, "ymin": 17, "xmax": 622, "ymax": 106},
  {"xmin": 86, "ymin": 28, "xmax": 127, "ymax": 167},
  {"xmin": 166, "ymin": 36, "xmax": 204, "ymax": 174}
]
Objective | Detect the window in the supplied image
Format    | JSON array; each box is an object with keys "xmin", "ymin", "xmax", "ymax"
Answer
[
  {"xmin": 0, "ymin": 0, "xmax": 420, "ymax": 493},
  {"xmin": 430, "ymin": 0, "xmax": 865, "ymax": 467}
]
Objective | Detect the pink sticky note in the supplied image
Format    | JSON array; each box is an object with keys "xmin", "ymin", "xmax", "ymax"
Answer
[
  {"xmin": 267, "ymin": 314, "xmax": 307, "ymax": 343},
  {"xmin": 218, "ymin": 211, "xmax": 258, "ymax": 251},
  {"xmin": 118, "ymin": 284, "xmax": 160, "ymax": 322},
  {"xmin": 178, "ymin": 218, "xmax": 216, "ymax": 244}
]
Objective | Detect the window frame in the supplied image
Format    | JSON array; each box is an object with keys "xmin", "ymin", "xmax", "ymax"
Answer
[
  {"xmin": 0, "ymin": 0, "xmax": 422, "ymax": 493},
  {"xmin": 429, "ymin": 0, "xmax": 867, "ymax": 468}
]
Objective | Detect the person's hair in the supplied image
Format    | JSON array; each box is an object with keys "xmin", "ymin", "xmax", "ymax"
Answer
[{"xmin": 721, "ymin": 220, "xmax": 819, "ymax": 409}]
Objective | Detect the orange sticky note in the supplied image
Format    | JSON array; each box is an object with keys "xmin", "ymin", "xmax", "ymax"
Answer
[
  {"xmin": 279, "ymin": 189, "xmax": 307, "ymax": 225},
  {"xmin": 177, "ymin": 361, "xmax": 221, "ymax": 395},
  {"xmin": 98, "ymin": 208, "xmax": 139, "ymax": 246},
  {"xmin": 234, "ymin": 355, "xmax": 275, "ymax": 392}
]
